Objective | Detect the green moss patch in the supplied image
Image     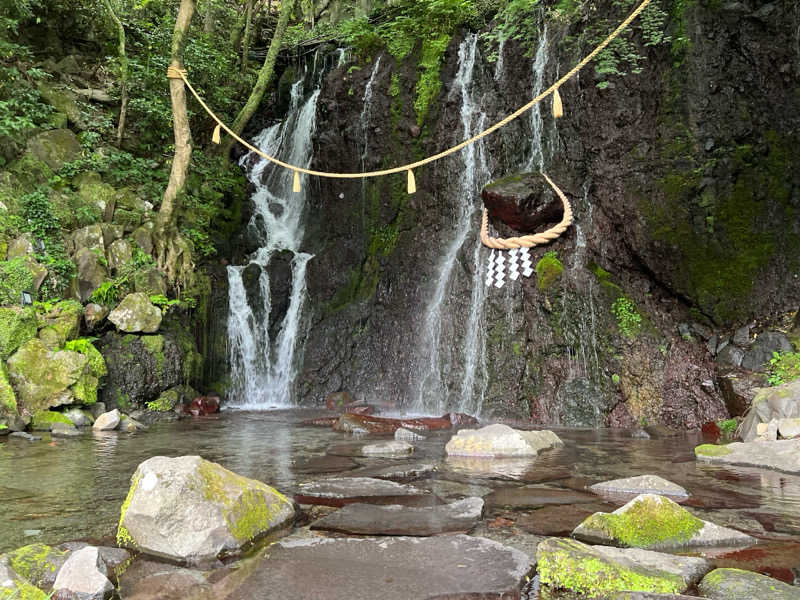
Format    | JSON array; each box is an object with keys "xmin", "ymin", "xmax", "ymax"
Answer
[
  {"xmin": 8, "ymin": 543, "xmax": 66, "ymax": 587},
  {"xmin": 535, "ymin": 253, "xmax": 564, "ymax": 290},
  {"xmin": 0, "ymin": 307, "xmax": 38, "ymax": 361},
  {"xmin": 695, "ymin": 443, "xmax": 733, "ymax": 457},
  {"xmin": 116, "ymin": 471, "xmax": 141, "ymax": 548},
  {"xmin": 30, "ymin": 410, "xmax": 74, "ymax": 430}
]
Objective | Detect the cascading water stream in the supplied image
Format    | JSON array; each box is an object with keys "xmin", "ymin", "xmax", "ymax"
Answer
[
  {"xmin": 527, "ymin": 24, "xmax": 549, "ymax": 172},
  {"xmin": 411, "ymin": 34, "xmax": 491, "ymax": 416},
  {"xmin": 226, "ymin": 76, "xmax": 319, "ymax": 409}
]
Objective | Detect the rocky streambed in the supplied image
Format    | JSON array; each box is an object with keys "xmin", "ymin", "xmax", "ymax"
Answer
[{"xmin": 1, "ymin": 410, "xmax": 800, "ymax": 599}]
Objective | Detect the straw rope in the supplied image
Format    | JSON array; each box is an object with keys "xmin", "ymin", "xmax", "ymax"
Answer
[
  {"xmin": 480, "ymin": 172, "xmax": 573, "ymax": 249},
  {"xmin": 166, "ymin": 0, "xmax": 652, "ymax": 180}
]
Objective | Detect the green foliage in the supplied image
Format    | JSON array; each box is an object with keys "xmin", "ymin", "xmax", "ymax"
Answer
[
  {"xmin": 767, "ymin": 351, "xmax": 800, "ymax": 386},
  {"xmin": 414, "ymin": 34, "xmax": 451, "ymax": 125},
  {"xmin": 148, "ymin": 293, "xmax": 179, "ymax": 308},
  {"xmin": 611, "ymin": 296, "xmax": 642, "ymax": 338},
  {"xmin": 89, "ymin": 247, "xmax": 156, "ymax": 305},
  {"xmin": 481, "ymin": 0, "xmax": 543, "ymax": 60},
  {"xmin": 717, "ymin": 418, "xmax": 737, "ymax": 437}
]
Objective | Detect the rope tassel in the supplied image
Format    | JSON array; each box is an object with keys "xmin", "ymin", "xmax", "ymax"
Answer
[
  {"xmin": 552, "ymin": 88, "xmax": 564, "ymax": 119},
  {"xmin": 407, "ymin": 169, "xmax": 416, "ymax": 194},
  {"xmin": 293, "ymin": 170, "xmax": 301, "ymax": 193},
  {"xmin": 212, "ymin": 123, "xmax": 221, "ymax": 144}
]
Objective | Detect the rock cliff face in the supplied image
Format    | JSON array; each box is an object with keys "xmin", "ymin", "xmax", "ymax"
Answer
[{"xmin": 239, "ymin": 0, "xmax": 799, "ymax": 425}]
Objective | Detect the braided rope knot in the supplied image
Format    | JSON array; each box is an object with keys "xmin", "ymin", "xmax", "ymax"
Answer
[
  {"xmin": 166, "ymin": 66, "xmax": 188, "ymax": 79},
  {"xmin": 480, "ymin": 173, "xmax": 573, "ymax": 249}
]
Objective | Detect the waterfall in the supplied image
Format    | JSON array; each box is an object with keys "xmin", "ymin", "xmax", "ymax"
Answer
[
  {"xmin": 360, "ymin": 57, "xmax": 382, "ymax": 166},
  {"xmin": 411, "ymin": 34, "xmax": 491, "ymax": 416},
  {"xmin": 226, "ymin": 76, "xmax": 319, "ymax": 409},
  {"xmin": 526, "ymin": 24, "xmax": 549, "ymax": 171}
]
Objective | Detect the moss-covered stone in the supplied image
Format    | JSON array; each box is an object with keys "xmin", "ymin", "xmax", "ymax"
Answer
[
  {"xmin": 0, "ymin": 307, "xmax": 38, "ymax": 360},
  {"xmin": 116, "ymin": 471, "xmax": 141, "ymax": 548},
  {"xmin": 108, "ymin": 293, "xmax": 162, "ymax": 333},
  {"xmin": 695, "ymin": 443, "xmax": 733, "ymax": 457},
  {"xmin": 30, "ymin": 410, "xmax": 74, "ymax": 431},
  {"xmin": 64, "ymin": 338, "xmax": 107, "ymax": 379},
  {"xmin": 699, "ymin": 567, "xmax": 800, "ymax": 600},
  {"xmin": 535, "ymin": 253, "xmax": 564, "ymax": 291},
  {"xmin": 0, "ymin": 362, "xmax": 18, "ymax": 416},
  {"xmin": 0, "ymin": 258, "xmax": 37, "ymax": 307},
  {"xmin": 576, "ymin": 494, "xmax": 703, "ymax": 548},
  {"xmin": 78, "ymin": 182, "xmax": 117, "ymax": 223},
  {"xmin": 36, "ymin": 82, "xmax": 82, "ymax": 127},
  {"xmin": 70, "ymin": 372, "xmax": 99, "ymax": 405},
  {"xmin": 6, "ymin": 153, "xmax": 53, "ymax": 192},
  {"xmin": 7, "ymin": 543, "xmax": 67, "ymax": 589},
  {"xmin": 25, "ymin": 128, "xmax": 82, "ymax": 171},
  {"xmin": 39, "ymin": 325, "xmax": 66, "ymax": 350},
  {"xmin": 146, "ymin": 385, "xmax": 196, "ymax": 412}
]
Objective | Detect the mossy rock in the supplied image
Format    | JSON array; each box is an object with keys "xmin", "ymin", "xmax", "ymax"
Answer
[
  {"xmin": 39, "ymin": 299, "xmax": 83, "ymax": 343},
  {"xmin": 0, "ymin": 558, "xmax": 48, "ymax": 600},
  {"xmin": 112, "ymin": 208, "xmax": 143, "ymax": 232},
  {"xmin": 0, "ymin": 257, "xmax": 37, "ymax": 307},
  {"xmin": 108, "ymin": 293, "xmax": 162, "ymax": 334},
  {"xmin": 146, "ymin": 385, "xmax": 197, "ymax": 412},
  {"xmin": 6, "ymin": 153, "xmax": 54, "ymax": 192},
  {"xmin": 0, "ymin": 306, "xmax": 38, "ymax": 360},
  {"xmin": 71, "ymin": 372, "xmax": 99, "ymax": 405},
  {"xmin": 78, "ymin": 182, "xmax": 117, "ymax": 223},
  {"xmin": 699, "ymin": 567, "xmax": 800, "ymax": 600},
  {"xmin": 38, "ymin": 325, "xmax": 66, "ymax": 350},
  {"xmin": 6, "ymin": 543, "xmax": 68, "ymax": 589},
  {"xmin": 25, "ymin": 129, "xmax": 82, "ymax": 171},
  {"xmin": 536, "ymin": 254, "xmax": 564, "ymax": 291},
  {"xmin": 36, "ymin": 82, "xmax": 82, "ymax": 127},
  {"xmin": 64, "ymin": 338, "xmax": 107, "ymax": 379},
  {"xmin": 31, "ymin": 409, "xmax": 74, "ymax": 431},
  {"xmin": 695, "ymin": 443, "xmax": 733, "ymax": 457},
  {"xmin": 0, "ymin": 362, "xmax": 18, "ymax": 417}
]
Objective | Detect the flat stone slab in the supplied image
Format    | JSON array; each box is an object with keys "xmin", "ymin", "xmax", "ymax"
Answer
[
  {"xmin": 698, "ymin": 567, "xmax": 800, "ymax": 600},
  {"xmin": 295, "ymin": 477, "xmax": 436, "ymax": 507},
  {"xmin": 695, "ymin": 439, "xmax": 800, "ymax": 474},
  {"xmin": 344, "ymin": 461, "xmax": 436, "ymax": 481},
  {"xmin": 445, "ymin": 424, "xmax": 563, "ymax": 457},
  {"xmin": 443, "ymin": 456, "xmax": 570, "ymax": 482},
  {"xmin": 589, "ymin": 475, "xmax": 688, "ymax": 499},
  {"xmin": 537, "ymin": 537, "xmax": 711, "ymax": 596},
  {"xmin": 213, "ymin": 535, "xmax": 531, "ymax": 600},
  {"xmin": 311, "ymin": 497, "xmax": 483, "ymax": 536},
  {"xmin": 516, "ymin": 503, "xmax": 617, "ymax": 536},
  {"xmin": 292, "ymin": 455, "xmax": 359, "ymax": 474},
  {"xmin": 486, "ymin": 485, "xmax": 598, "ymax": 508},
  {"xmin": 418, "ymin": 479, "xmax": 494, "ymax": 499},
  {"xmin": 361, "ymin": 440, "xmax": 414, "ymax": 457},
  {"xmin": 572, "ymin": 494, "xmax": 755, "ymax": 550}
]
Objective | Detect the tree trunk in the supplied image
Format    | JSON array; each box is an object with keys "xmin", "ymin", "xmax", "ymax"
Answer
[
  {"xmin": 101, "ymin": 0, "xmax": 128, "ymax": 146},
  {"xmin": 219, "ymin": 0, "xmax": 297, "ymax": 158},
  {"xmin": 240, "ymin": 0, "xmax": 254, "ymax": 73},
  {"xmin": 156, "ymin": 0, "xmax": 196, "ymax": 282}
]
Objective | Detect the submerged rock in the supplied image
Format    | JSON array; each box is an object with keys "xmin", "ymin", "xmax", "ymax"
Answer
[
  {"xmin": 445, "ymin": 423, "xmax": 563, "ymax": 457},
  {"xmin": 345, "ymin": 461, "xmax": 436, "ymax": 481},
  {"xmin": 486, "ymin": 485, "xmax": 598, "ymax": 508},
  {"xmin": 537, "ymin": 537, "xmax": 710, "ymax": 596},
  {"xmin": 698, "ymin": 567, "xmax": 800, "ymax": 600},
  {"xmin": 310, "ymin": 497, "xmax": 483, "ymax": 536},
  {"xmin": 361, "ymin": 440, "xmax": 414, "ymax": 457},
  {"xmin": 209, "ymin": 534, "xmax": 531, "ymax": 600},
  {"xmin": 572, "ymin": 494, "xmax": 754, "ymax": 550},
  {"xmin": 333, "ymin": 413, "xmax": 452, "ymax": 434},
  {"xmin": 52, "ymin": 546, "xmax": 114, "ymax": 600},
  {"xmin": 695, "ymin": 439, "xmax": 800, "ymax": 474},
  {"xmin": 294, "ymin": 477, "xmax": 434, "ymax": 507},
  {"xmin": 292, "ymin": 455, "xmax": 359, "ymax": 474},
  {"xmin": 589, "ymin": 475, "xmax": 689, "ymax": 499},
  {"xmin": 117, "ymin": 456, "xmax": 295, "ymax": 563}
]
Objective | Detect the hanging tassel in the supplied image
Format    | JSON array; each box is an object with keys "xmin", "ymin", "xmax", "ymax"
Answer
[
  {"xmin": 293, "ymin": 170, "xmax": 301, "ymax": 193},
  {"xmin": 211, "ymin": 123, "xmax": 222, "ymax": 144},
  {"xmin": 407, "ymin": 169, "xmax": 416, "ymax": 194},
  {"xmin": 552, "ymin": 88, "xmax": 564, "ymax": 119}
]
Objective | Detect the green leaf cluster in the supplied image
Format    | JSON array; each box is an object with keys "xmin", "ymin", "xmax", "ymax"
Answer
[
  {"xmin": 611, "ymin": 296, "xmax": 642, "ymax": 338},
  {"xmin": 767, "ymin": 351, "xmax": 800, "ymax": 386}
]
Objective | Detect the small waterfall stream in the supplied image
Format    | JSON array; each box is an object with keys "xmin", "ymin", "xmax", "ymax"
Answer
[
  {"xmin": 527, "ymin": 24, "xmax": 549, "ymax": 171},
  {"xmin": 411, "ymin": 34, "xmax": 492, "ymax": 416},
  {"xmin": 226, "ymin": 76, "xmax": 319, "ymax": 408}
]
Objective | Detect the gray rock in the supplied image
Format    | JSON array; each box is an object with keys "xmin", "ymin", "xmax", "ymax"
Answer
[
  {"xmin": 89, "ymin": 402, "xmax": 106, "ymax": 419},
  {"xmin": 108, "ymin": 293, "xmax": 162, "ymax": 333},
  {"xmin": 733, "ymin": 324, "xmax": 752, "ymax": 346},
  {"xmin": 116, "ymin": 558, "xmax": 210, "ymax": 599},
  {"xmin": 7, "ymin": 235, "xmax": 34, "ymax": 259},
  {"xmin": 106, "ymin": 239, "xmax": 133, "ymax": 274},
  {"xmin": 64, "ymin": 408, "xmax": 93, "ymax": 427},
  {"xmin": 738, "ymin": 380, "xmax": 800, "ymax": 441},
  {"xmin": 778, "ymin": 417, "xmax": 800, "ymax": 438},
  {"xmin": 717, "ymin": 369, "xmax": 767, "ymax": 417},
  {"xmin": 361, "ymin": 440, "xmax": 414, "ymax": 457},
  {"xmin": 486, "ymin": 485, "xmax": 598, "ymax": 508},
  {"xmin": 698, "ymin": 567, "xmax": 800, "ymax": 600},
  {"xmin": 118, "ymin": 455, "xmax": 295, "ymax": 563},
  {"xmin": 610, "ymin": 593, "xmax": 699, "ymax": 600},
  {"xmin": 119, "ymin": 414, "xmax": 147, "ymax": 432},
  {"xmin": 395, "ymin": 427, "xmax": 425, "ymax": 441},
  {"xmin": 717, "ymin": 344, "xmax": 745, "ymax": 368},
  {"xmin": 53, "ymin": 546, "xmax": 114, "ymax": 600},
  {"xmin": 295, "ymin": 477, "xmax": 433, "ymax": 507},
  {"xmin": 756, "ymin": 419, "xmax": 779, "ymax": 441},
  {"xmin": 691, "ymin": 322, "xmax": 713, "ymax": 340},
  {"xmin": 589, "ymin": 475, "xmax": 688, "ymax": 499},
  {"xmin": 417, "ymin": 479, "xmax": 493, "ymax": 499},
  {"xmin": 572, "ymin": 494, "xmax": 755, "ymax": 549},
  {"xmin": 51, "ymin": 421, "xmax": 81, "ymax": 437},
  {"xmin": 741, "ymin": 331, "xmax": 793, "ymax": 371},
  {"xmin": 208, "ymin": 534, "xmax": 531, "ymax": 600},
  {"xmin": 695, "ymin": 438, "xmax": 800, "ymax": 474},
  {"xmin": 70, "ymin": 225, "xmax": 106, "ymax": 254},
  {"xmin": 311, "ymin": 497, "xmax": 484, "ymax": 536},
  {"xmin": 344, "ymin": 461, "xmax": 435, "ymax": 481},
  {"xmin": 84, "ymin": 303, "xmax": 110, "ymax": 330},
  {"xmin": 93, "ymin": 409, "xmax": 120, "ymax": 431},
  {"xmin": 73, "ymin": 247, "xmax": 108, "ymax": 303},
  {"xmin": 26, "ymin": 129, "xmax": 82, "ymax": 170},
  {"xmin": 445, "ymin": 423, "xmax": 563, "ymax": 457},
  {"xmin": 9, "ymin": 431, "xmax": 41, "ymax": 441},
  {"xmin": 537, "ymin": 537, "xmax": 710, "ymax": 596}
]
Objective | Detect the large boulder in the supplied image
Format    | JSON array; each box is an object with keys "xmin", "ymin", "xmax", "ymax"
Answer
[
  {"xmin": 741, "ymin": 331, "xmax": 793, "ymax": 371},
  {"xmin": 695, "ymin": 438, "xmax": 800, "ymax": 474},
  {"xmin": 69, "ymin": 224, "xmax": 106, "ymax": 255},
  {"xmin": 445, "ymin": 423, "xmax": 563, "ymax": 457},
  {"xmin": 117, "ymin": 456, "xmax": 295, "ymax": 563},
  {"xmin": 73, "ymin": 247, "xmax": 109, "ymax": 303},
  {"xmin": 39, "ymin": 300, "xmax": 83, "ymax": 343},
  {"xmin": 108, "ymin": 293, "xmax": 162, "ymax": 333},
  {"xmin": 25, "ymin": 129, "xmax": 82, "ymax": 170},
  {"xmin": 0, "ymin": 306, "xmax": 37, "ymax": 360},
  {"xmin": 0, "ymin": 257, "xmax": 41, "ymax": 305},
  {"xmin": 481, "ymin": 172, "xmax": 565, "ymax": 232},
  {"xmin": 537, "ymin": 537, "xmax": 710, "ymax": 597},
  {"xmin": 698, "ymin": 568, "xmax": 800, "ymax": 600},
  {"xmin": 106, "ymin": 239, "xmax": 132, "ymax": 273},
  {"xmin": 36, "ymin": 82, "xmax": 83, "ymax": 128},
  {"xmin": 589, "ymin": 475, "xmax": 688, "ymax": 499},
  {"xmin": 7, "ymin": 339, "xmax": 88, "ymax": 413},
  {"xmin": 572, "ymin": 494, "xmax": 754, "ymax": 549},
  {"xmin": 738, "ymin": 379, "xmax": 800, "ymax": 441},
  {"xmin": 717, "ymin": 369, "xmax": 767, "ymax": 417},
  {"xmin": 52, "ymin": 546, "xmax": 114, "ymax": 600}
]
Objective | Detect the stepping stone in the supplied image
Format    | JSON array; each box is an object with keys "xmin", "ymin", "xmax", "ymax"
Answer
[
  {"xmin": 311, "ymin": 497, "xmax": 483, "ymax": 536},
  {"xmin": 344, "ymin": 461, "xmax": 436, "ymax": 481},
  {"xmin": 443, "ymin": 456, "xmax": 570, "ymax": 482},
  {"xmin": 361, "ymin": 440, "xmax": 414, "ymax": 457},
  {"xmin": 486, "ymin": 485, "xmax": 598, "ymax": 508},
  {"xmin": 589, "ymin": 475, "xmax": 688, "ymax": 500},
  {"xmin": 117, "ymin": 558, "xmax": 211, "ymax": 599},
  {"xmin": 537, "ymin": 537, "xmax": 711, "ymax": 597},
  {"xmin": 418, "ymin": 479, "xmax": 494, "ymax": 499},
  {"xmin": 695, "ymin": 439, "xmax": 800, "ymax": 474},
  {"xmin": 698, "ymin": 567, "xmax": 800, "ymax": 600},
  {"xmin": 294, "ymin": 477, "xmax": 436, "ymax": 507},
  {"xmin": 211, "ymin": 535, "xmax": 531, "ymax": 600},
  {"xmin": 516, "ymin": 503, "xmax": 617, "ymax": 536},
  {"xmin": 292, "ymin": 455, "xmax": 359, "ymax": 474},
  {"xmin": 445, "ymin": 424, "xmax": 563, "ymax": 457},
  {"xmin": 573, "ymin": 494, "xmax": 755, "ymax": 550},
  {"xmin": 708, "ymin": 541, "xmax": 800, "ymax": 584}
]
